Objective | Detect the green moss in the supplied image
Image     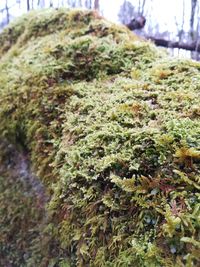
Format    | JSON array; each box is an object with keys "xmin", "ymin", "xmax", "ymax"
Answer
[{"xmin": 0, "ymin": 8, "xmax": 200, "ymax": 266}]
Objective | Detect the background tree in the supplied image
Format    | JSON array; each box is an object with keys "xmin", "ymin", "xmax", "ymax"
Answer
[{"xmin": 118, "ymin": 0, "xmax": 136, "ymax": 25}]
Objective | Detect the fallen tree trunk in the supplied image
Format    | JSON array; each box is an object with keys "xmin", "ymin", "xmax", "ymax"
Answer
[
  {"xmin": 147, "ymin": 36, "xmax": 200, "ymax": 53},
  {"xmin": 126, "ymin": 18, "xmax": 200, "ymax": 53}
]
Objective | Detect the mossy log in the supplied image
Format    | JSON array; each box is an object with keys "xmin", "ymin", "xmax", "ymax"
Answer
[{"xmin": 0, "ymin": 8, "xmax": 200, "ymax": 267}]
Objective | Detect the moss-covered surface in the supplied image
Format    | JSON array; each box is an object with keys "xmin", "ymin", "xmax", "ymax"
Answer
[{"xmin": 0, "ymin": 8, "xmax": 200, "ymax": 267}]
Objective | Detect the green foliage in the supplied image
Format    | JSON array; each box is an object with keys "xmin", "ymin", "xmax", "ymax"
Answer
[{"xmin": 0, "ymin": 8, "xmax": 200, "ymax": 267}]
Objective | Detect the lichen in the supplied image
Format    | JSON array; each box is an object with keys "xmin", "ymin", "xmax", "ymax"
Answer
[{"xmin": 0, "ymin": 8, "xmax": 200, "ymax": 267}]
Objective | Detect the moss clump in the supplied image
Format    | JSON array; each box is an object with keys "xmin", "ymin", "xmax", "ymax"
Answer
[{"xmin": 0, "ymin": 8, "xmax": 200, "ymax": 267}]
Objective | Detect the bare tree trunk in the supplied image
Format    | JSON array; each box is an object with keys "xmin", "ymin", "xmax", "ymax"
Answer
[
  {"xmin": 141, "ymin": 0, "xmax": 146, "ymax": 14},
  {"xmin": 38, "ymin": 0, "xmax": 45, "ymax": 8},
  {"xmin": 5, "ymin": 0, "xmax": 9, "ymax": 24},
  {"xmin": 193, "ymin": 3, "xmax": 200, "ymax": 59},
  {"xmin": 178, "ymin": 0, "xmax": 185, "ymax": 42},
  {"xmin": 27, "ymin": 0, "xmax": 30, "ymax": 11},
  {"xmin": 138, "ymin": 0, "xmax": 146, "ymax": 14},
  {"xmin": 190, "ymin": 0, "xmax": 198, "ymax": 34},
  {"xmin": 85, "ymin": 0, "xmax": 92, "ymax": 9},
  {"xmin": 68, "ymin": 0, "xmax": 77, "ymax": 8},
  {"xmin": 94, "ymin": 0, "xmax": 100, "ymax": 10},
  {"xmin": 17, "ymin": 0, "xmax": 21, "ymax": 8},
  {"xmin": 78, "ymin": 0, "xmax": 82, "ymax": 7},
  {"xmin": 49, "ymin": 0, "xmax": 53, "ymax": 7}
]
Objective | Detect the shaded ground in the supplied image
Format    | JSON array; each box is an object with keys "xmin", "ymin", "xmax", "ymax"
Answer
[{"xmin": 0, "ymin": 140, "xmax": 47, "ymax": 266}]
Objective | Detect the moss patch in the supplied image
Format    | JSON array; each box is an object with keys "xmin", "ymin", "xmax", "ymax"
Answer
[{"xmin": 0, "ymin": 8, "xmax": 200, "ymax": 267}]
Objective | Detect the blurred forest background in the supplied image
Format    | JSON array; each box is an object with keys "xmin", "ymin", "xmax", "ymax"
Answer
[{"xmin": 0, "ymin": 0, "xmax": 200, "ymax": 60}]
